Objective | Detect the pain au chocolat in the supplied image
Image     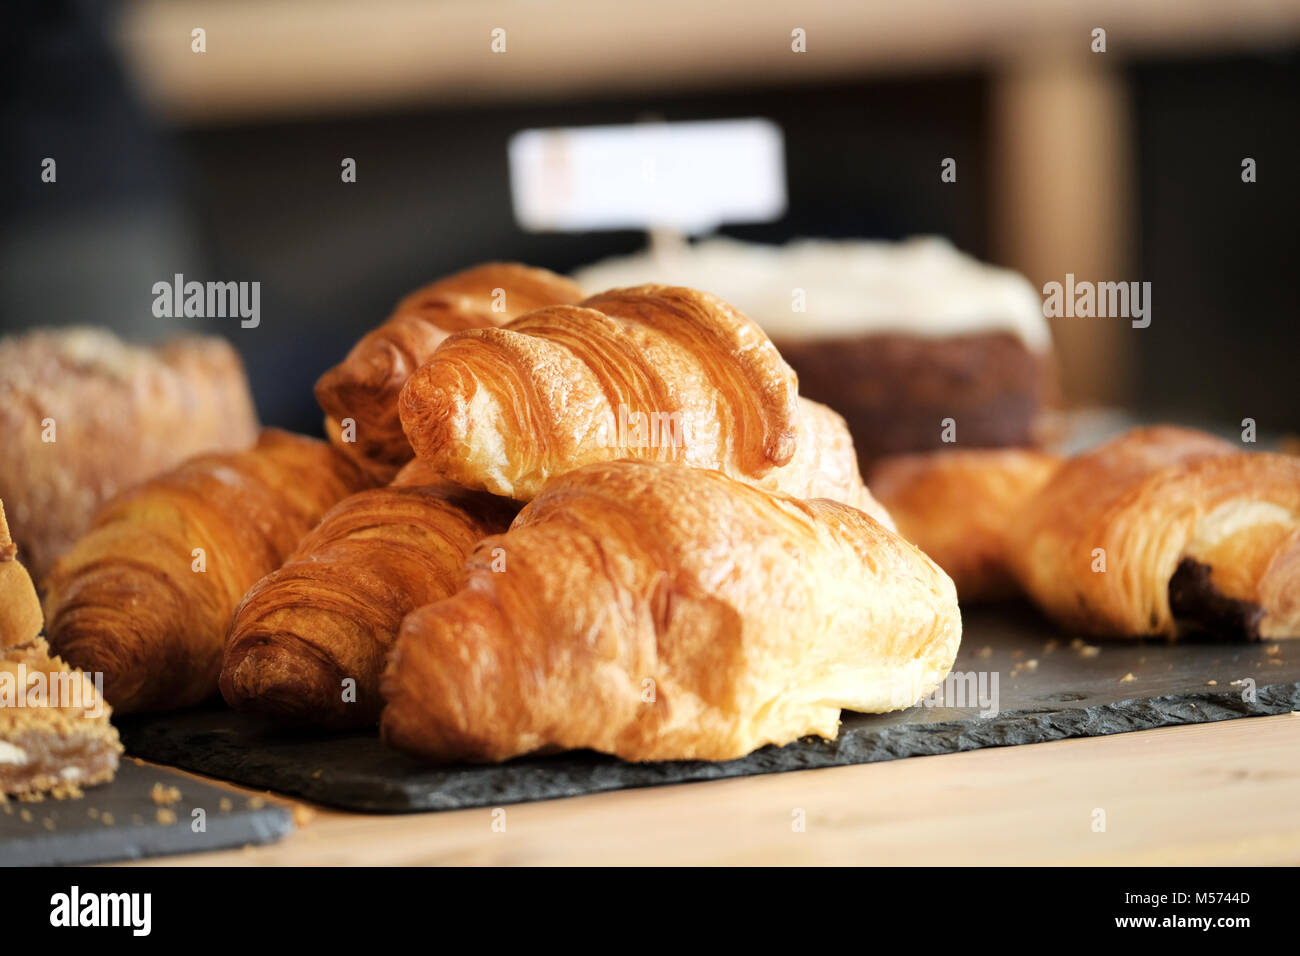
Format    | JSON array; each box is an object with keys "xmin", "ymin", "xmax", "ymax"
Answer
[{"xmin": 1006, "ymin": 426, "xmax": 1300, "ymax": 640}]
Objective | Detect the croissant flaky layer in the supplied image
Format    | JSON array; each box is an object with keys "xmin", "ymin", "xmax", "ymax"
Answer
[
  {"xmin": 398, "ymin": 284, "xmax": 884, "ymax": 517},
  {"xmin": 869, "ymin": 448, "xmax": 1060, "ymax": 600},
  {"xmin": 1006, "ymin": 426, "xmax": 1300, "ymax": 639},
  {"xmin": 43, "ymin": 429, "xmax": 372, "ymax": 713},
  {"xmin": 220, "ymin": 480, "xmax": 515, "ymax": 727},
  {"xmin": 380, "ymin": 461, "xmax": 960, "ymax": 764},
  {"xmin": 315, "ymin": 263, "xmax": 581, "ymax": 479}
]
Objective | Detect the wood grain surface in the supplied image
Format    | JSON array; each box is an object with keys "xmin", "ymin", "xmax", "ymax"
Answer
[{"xmin": 119, "ymin": 713, "xmax": 1300, "ymax": 866}]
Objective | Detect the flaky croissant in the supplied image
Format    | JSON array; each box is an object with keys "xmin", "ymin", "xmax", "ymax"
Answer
[
  {"xmin": 1006, "ymin": 426, "xmax": 1300, "ymax": 639},
  {"xmin": 43, "ymin": 430, "xmax": 372, "ymax": 713},
  {"xmin": 220, "ymin": 473, "xmax": 516, "ymax": 727},
  {"xmin": 398, "ymin": 284, "xmax": 891, "ymax": 522},
  {"xmin": 869, "ymin": 448, "xmax": 1060, "ymax": 600},
  {"xmin": 315, "ymin": 263, "xmax": 581, "ymax": 480},
  {"xmin": 380, "ymin": 460, "xmax": 960, "ymax": 764}
]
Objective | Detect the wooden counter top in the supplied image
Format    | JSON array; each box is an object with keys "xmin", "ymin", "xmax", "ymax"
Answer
[{"xmin": 122, "ymin": 713, "xmax": 1300, "ymax": 866}]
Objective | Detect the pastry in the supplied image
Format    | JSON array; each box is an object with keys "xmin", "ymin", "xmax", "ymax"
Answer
[
  {"xmin": 43, "ymin": 429, "xmax": 372, "ymax": 713},
  {"xmin": 574, "ymin": 236, "xmax": 1057, "ymax": 468},
  {"xmin": 1006, "ymin": 426, "xmax": 1300, "ymax": 639},
  {"xmin": 0, "ymin": 638, "xmax": 122, "ymax": 800},
  {"xmin": 221, "ymin": 474, "xmax": 516, "ymax": 727},
  {"xmin": 398, "ymin": 284, "xmax": 893, "ymax": 525},
  {"xmin": 869, "ymin": 449, "xmax": 1060, "ymax": 600},
  {"xmin": 381, "ymin": 460, "xmax": 960, "ymax": 763},
  {"xmin": 0, "ymin": 501, "xmax": 43, "ymax": 650},
  {"xmin": 0, "ymin": 327, "xmax": 260, "ymax": 580},
  {"xmin": 1, "ymin": 501, "xmax": 120, "ymax": 800},
  {"xmin": 315, "ymin": 262, "xmax": 582, "ymax": 480}
]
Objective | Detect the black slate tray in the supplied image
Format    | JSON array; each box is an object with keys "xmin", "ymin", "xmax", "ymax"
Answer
[
  {"xmin": 117, "ymin": 603, "xmax": 1300, "ymax": 813},
  {"xmin": 1, "ymin": 759, "xmax": 294, "ymax": 866}
]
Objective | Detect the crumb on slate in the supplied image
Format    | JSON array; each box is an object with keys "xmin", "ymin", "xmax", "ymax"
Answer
[
  {"xmin": 1120, "ymin": 673, "xmax": 1136, "ymax": 683},
  {"xmin": 150, "ymin": 782, "xmax": 182, "ymax": 806}
]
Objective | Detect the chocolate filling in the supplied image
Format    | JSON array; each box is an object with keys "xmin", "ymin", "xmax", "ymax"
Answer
[{"xmin": 1168, "ymin": 557, "xmax": 1264, "ymax": 641}]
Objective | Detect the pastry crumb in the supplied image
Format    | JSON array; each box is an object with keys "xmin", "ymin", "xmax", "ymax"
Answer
[
  {"xmin": 150, "ymin": 782, "xmax": 182, "ymax": 806},
  {"xmin": 976, "ymin": 645, "xmax": 992, "ymax": 659},
  {"xmin": 219, "ymin": 797, "xmax": 233, "ymax": 812},
  {"xmin": 1206, "ymin": 680, "xmax": 1217, "ymax": 686},
  {"xmin": 156, "ymin": 808, "xmax": 177, "ymax": 825},
  {"xmin": 291, "ymin": 804, "xmax": 315, "ymax": 827},
  {"xmin": 1120, "ymin": 672, "xmax": 1136, "ymax": 683},
  {"xmin": 1079, "ymin": 645, "xmax": 1101, "ymax": 659}
]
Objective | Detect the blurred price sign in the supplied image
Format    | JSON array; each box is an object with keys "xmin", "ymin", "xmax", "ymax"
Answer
[{"xmin": 508, "ymin": 118, "xmax": 786, "ymax": 235}]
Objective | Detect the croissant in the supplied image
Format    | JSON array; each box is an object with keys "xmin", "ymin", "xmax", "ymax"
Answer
[
  {"xmin": 398, "ymin": 284, "xmax": 892, "ymax": 522},
  {"xmin": 380, "ymin": 460, "xmax": 960, "ymax": 764},
  {"xmin": 315, "ymin": 263, "xmax": 582, "ymax": 480},
  {"xmin": 0, "ymin": 328, "xmax": 259, "ymax": 580},
  {"xmin": 220, "ymin": 472, "xmax": 516, "ymax": 727},
  {"xmin": 43, "ymin": 430, "xmax": 372, "ymax": 713},
  {"xmin": 1006, "ymin": 426, "xmax": 1300, "ymax": 639},
  {"xmin": 869, "ymin": 448, "xmax": 1060, "ymax": 600}
]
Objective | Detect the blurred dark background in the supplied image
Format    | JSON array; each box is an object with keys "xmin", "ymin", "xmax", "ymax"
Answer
[{"xmin": 2, "ymin": 0, "xmax": 1297, "ymax": 437}]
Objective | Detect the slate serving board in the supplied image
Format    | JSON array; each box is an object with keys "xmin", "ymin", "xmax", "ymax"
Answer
[
  {"xmin": 115, "ymin": 603, "xmax": 1300, "ymax": 814},
  {"xmin": 0, "ymin": 759, "xmax": 294, "ymax": 866}
]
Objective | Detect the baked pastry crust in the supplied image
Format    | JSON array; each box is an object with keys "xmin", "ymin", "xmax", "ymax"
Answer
[
  {"xmin": 869, "ymin": 448, "xmax": 1060, "ymax": 600},
  {"xmin": 0, "ymin": 500, "xmax": 42, "ymax": 650},
  {"xmin": 43, "ymin": 429, "xmax": 373, "ymax": 713},
  {"xmin": 380, "ymin": 460, "xmax": 960, "ymax": 763},
  {"xmin": 0, "ymin": 328, "xmax": 259, "ymax": 580},
  {"xmin": 398, "ymin": 285, "xmax": 889, "ymax": 521},
  {"xmin": 1006, "ymin": 426, "xmax": 1300, "ymax": 639},
  {"xmin": 315, "ymin": 263, "xmax": 581, "ymax": 480},
  {"xmin": 221, "ymin": 477, "xmax": 515, "ymax": 727}
]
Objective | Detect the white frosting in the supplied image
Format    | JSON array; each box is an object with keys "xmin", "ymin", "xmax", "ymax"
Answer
[
  {"xmin": 574, "ymin": 236, "xmax": 1051, "ymax": 349},
  {"xmin": 0, "ymin": 741, "xmax": 29, "ymax": 765}
]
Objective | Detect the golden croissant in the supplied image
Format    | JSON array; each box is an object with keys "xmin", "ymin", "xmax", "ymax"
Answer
[
  {"xmin": 221, "ymin": 472, "xmax": 516, "ymax": 727},
  {"xmin": 380, "ymin": 460, "xmax": 960, "ymax": 764},
  {"xmin": 315, "ymin": 263, "xmax": 581, "ymax": 480},
  {"xmin": 869, "ymin": 448, "xmax": 1060, "ymax": 601},
  {"xmin": 43, "ymin": 429, "xmax": 372, "ymax": 713},
  {"xmin": 398, "ymin": 284, "xmax": 892, "ymax": 523},
  {"xmin": 1006, "ymin": 426, "xmax": 1300, "ymax": 639}
]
